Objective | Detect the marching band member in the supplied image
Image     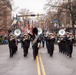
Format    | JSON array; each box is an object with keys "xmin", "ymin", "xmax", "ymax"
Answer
[
  {"xmin": 32, "ymin": 27, "xmax": 41, "ymax": 60},
  {"xmin": 66, "ymin": 33, "xmax": 74, "ymax": 58},
  {"xmin": 45, "ymin": 34, "xmax": 50, "ymax": 54},
  {"xmin": 20, "ymin": 34, "xmax": 24, "ymax": 48},
  {"xmin": 47, "ymin": 33, "xmax": 55, "ymax": 57},
  {"xmin": 22, "ymin": 34, "xmax": 30, "ymax": 57},
  {"xmin": 57, "ymin": 31, "xmax": 74, "ymax": 58},
  {"xmin": 8, "ymin": 34, "xmax": 18, "ymax": 57},
  {"xmin": 61, "ymin": 35, "xmax": 66, "ymax": 54},
  {"xmin": 57, "ymin": 35, "xmax": 62, "ymax": 52}
]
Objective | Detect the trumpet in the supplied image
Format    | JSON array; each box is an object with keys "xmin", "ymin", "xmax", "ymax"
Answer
[{"xmin": 24, "ymin": 35, "xmax": 29, "ymax": 40}]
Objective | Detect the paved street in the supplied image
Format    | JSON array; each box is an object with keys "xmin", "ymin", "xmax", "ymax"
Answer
[
  {"xmin": 0, "ymin": 44, "xmax": 76, "ymax": 75},
  {"xmin": 0, "ymin": 44, "xmax": 37, "ymax": 75},
  {"xmin": 40, "ymin": 45, "xmax": 76, "ymax": 75}
]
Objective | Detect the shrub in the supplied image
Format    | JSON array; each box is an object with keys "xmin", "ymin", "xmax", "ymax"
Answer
[{"xmin": 0, "ymin": 38, "xmax": 2, "ymax": 44}]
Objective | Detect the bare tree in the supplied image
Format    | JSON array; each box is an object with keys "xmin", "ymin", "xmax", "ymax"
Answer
[
  {"xmin": 44, "ymin": 0, "xmax": 76, "ymax": 38},
  {"xmin": 69, "ymin": 0, "xmax": 76, "ymax": 38}
]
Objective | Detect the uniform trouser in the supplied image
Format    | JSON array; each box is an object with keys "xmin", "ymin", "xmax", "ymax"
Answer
[
  {"xmin": 9, "ymin": 47, "xmax": 13, "ymax": 56},
  {"xmin": 42, "ymin": 40, "xmax": 45, "ymax": 48},
  {"xmin": 8, "ymin": 45, "xmax": 11, "ymax": 55},
  {"xmin": 49, "ymin": 48, "xmax": 54, "ymax": 56},
  {"xmin": 68, "ymin": 46, "xmax": 73, "ymax": 57},
  {"xmin": 13, "ymin": 46, "xmax": 17, "ymax": 54},
  {"xmin": 62, "ymin": 43, "xmax": 66, "ymax": 54},
  {"xmin": 23, "ymin": 47, "xmax": 28, "ymax": 55},
  {"xmin": 46, "ymin": 43, "xmax": 49, "ymax": 53},
  {"xmin": 32, "ymin": 46, "xmax": 38, "ymax": 59},
  {"xmin": 50, "ymin": 50, "xmax": 54, "ymax": 56},
  {"xmin": 9, "ymin": 47, "xmax": 15, "ymax": 56},
  {"xmin": 15, "ymin": 46, "xmax": 17, "ymax": 52},
  {"xmin": 58, "ymin": 44, "xmax": 61, "ymax": 52},
  {"xmin": 49, "ymin": 45, "xmax": 54, "ymax": 56},
  {"xmin": 9, "ymin": 44, "xmax": 17, "ymax": 56}
]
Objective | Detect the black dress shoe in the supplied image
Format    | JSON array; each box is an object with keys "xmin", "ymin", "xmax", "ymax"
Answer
[
  {"xmin": 50, "ymin": 54, "xmax": 53, "ymax": 57},
  {"xmin": 69, "ymin": 55, "xmax": 72, "ymax": 58},
  {"xmin": 24, "ymin": 54, "xmax": 27, "ymax": 57},
  {"xmin": 34, "ymin": 58, "xmax": 36, "ymax": 60},
  {"xmin": 10, "ymin": 55, "xmax": 13, "ymax": 58}
]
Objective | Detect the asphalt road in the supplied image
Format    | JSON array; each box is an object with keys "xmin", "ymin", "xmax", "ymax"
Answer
[
  {"xmin": 0, "ymin": 44, "xmax": 37, "ymax": 75},
  {"xmin": 40, "ymin": 45, "xmax": 76, "ymax": 75},
  {"xmin": 0, "ymin": 43, "xmax": 76, "ymax": 75}
]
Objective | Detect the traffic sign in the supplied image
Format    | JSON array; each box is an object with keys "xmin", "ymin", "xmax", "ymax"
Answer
[{"xmin": 52, "ymin": 20, "xmax": 58, "ymax": 23}]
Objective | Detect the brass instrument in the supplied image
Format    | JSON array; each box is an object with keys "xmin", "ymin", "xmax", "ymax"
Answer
[
  {"xmin": 24, "ymin": 35, "xmax": 29, "ymax": 40},
  {"xmin": 48, "ymin": 33, "xmax": 55, "ymax": 39},
  {"xmin": 14, "ymin": 29, "xmax": 21, "ymax": 37},
  {"xmin": 10, "ymin": 35, "xmax": 15, "ymax": 41},
  {"xmin": 58, "ymin": 29, "xmax": 66, "ymax": 36}
]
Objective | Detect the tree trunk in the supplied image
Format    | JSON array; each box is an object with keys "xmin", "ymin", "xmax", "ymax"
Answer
[{"xmin": 71, "ymin": 14, "xmax": 75, "ymax": 39}]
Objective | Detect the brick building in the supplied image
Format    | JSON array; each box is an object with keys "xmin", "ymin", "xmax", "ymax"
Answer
[{"xmin": 0, "ymin": 0, "xmax": 12, "ymax": 35}]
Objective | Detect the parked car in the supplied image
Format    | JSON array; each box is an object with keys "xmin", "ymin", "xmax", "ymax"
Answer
[{"xmin": 2, "ymin": 40, "xmax": 8, "ymax": 44}]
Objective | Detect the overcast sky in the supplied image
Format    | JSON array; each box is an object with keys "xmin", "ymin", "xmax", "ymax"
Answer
[{"xmin": 13, "ymin": 0, "xmax": 47, "ymax": 16}]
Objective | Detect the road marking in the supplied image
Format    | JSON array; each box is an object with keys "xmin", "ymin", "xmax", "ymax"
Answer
[
  {"xmin": 36, "ymin": 56, "xmax": 41, "ymax": 75},
  {"xmin": 39, "ymin": 52, "xmax": 46, "ymax": 75}
]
